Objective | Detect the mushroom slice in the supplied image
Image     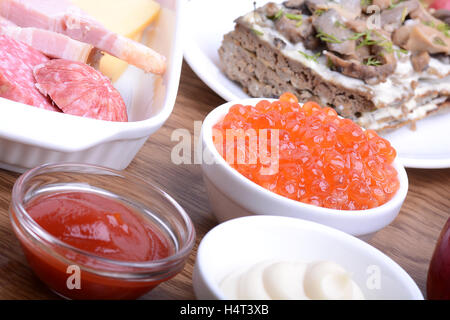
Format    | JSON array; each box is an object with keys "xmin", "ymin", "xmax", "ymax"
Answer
[
  {"xmin": 313, "ymin": 9, "xmax": 356, "ymax": 56},
  {"xmin": 373, "ymin": 0, "xmax": 392, "ymax": 11},
  {"xmin": 433, "ymin": 9, "xmax": 450, "ymax": 25},
  {"xmin": 275, "ymin": 12, "xmax": 317, "ymax": 46},
  {"xmin": 410, "ymin": 51, "xmax": 430, "ymax": 72},
  {"xmin": 305, "ymin": 0, "xmax": 361, "ymax": 20},
  {"xmin": 380, "ymin": 0, "xmax": 420, "ymax": 32},
  {"xmin": 283, "ymin": 0, "xmax": 307, "ymax": 11},
  {"xmin": 410, "ymin": 3, "xmax": 443, "ymax": 26},
  {"xmin": 325, "ymin": 50, "xmax": 397, "ymax": 82},
  {"xmin": 405, "ymin": 24, "xmax": 450, "ymax": 54}
]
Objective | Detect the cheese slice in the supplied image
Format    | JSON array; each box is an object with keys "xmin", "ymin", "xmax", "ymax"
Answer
[
  {"xmin": 71, "ymin": 0, "xmax": 160, "ymax": 38},
  {"xmin": 71, "ymin": 0, "xmax": 161, "ymax": 81}
]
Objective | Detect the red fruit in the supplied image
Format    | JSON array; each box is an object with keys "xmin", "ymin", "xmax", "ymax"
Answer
[
  {"xmin": 430, "ymin": 0, "xmax": 450, "ymax": 10},
  {"xmin": 427, "ymin": 218, "xmax": 450, "ymax": 300},
  {"xmin": 34, "ymin": 59, "xmax": 128, "ymax": 122}
]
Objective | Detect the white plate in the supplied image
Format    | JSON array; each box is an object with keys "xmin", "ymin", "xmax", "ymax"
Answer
[{"xmin": 184, "ymin": 0, "xmax": 450, "ymax": 169}]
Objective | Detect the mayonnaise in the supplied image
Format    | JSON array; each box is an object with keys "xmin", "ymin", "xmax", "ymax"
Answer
[{"xmin": 220, "ymin": 260, "xmax": 364, "ymax": 300}]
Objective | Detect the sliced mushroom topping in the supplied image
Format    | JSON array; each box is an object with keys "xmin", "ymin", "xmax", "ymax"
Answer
[
  {"xmin": 313, "ymin": 9, "xmax": 356, "ymax": 56},
  {"xmin": 373, "ymin": 0, "xmax": 392, "ymax": 11},
  {"xmin": 275, "ymin": 13, "xmax": 316, "ymax": 45},
  {"xmin": 394, "ymin": 23, "xmax": 450, "ymax": 54},
  {"xmin": 265, "ymin": 2, "xmax": 282, "ymax": 18},
  {"xmin": 410, "ymin": 51, "xmax": 430, "ymax": 72},
  {"xmin": 306, "ymin": 0, "xmax": 361, "ymax": 20},
  {"xmin": 339, "ymin": 0, "xmax": 362, "ymax": 15},
  {"xmin": 392, "ymin": 24, "xmax": 413, "ymax": 47},
  {"xmin": 283, "ymin": 0, "xmax": 308, "ymax": 12},
  {"xmin": 302, "ymin": 16, "xmax": 321, "ymax": 49},
  {"xmin": 325, "ymin": 50, "xmax": 397, "ymax": 82},
  {"xmin": 380, "ymin": 0, "xmax": 420, "ymax": 32},
  {"xmin": 409, "ymin": 3, "xmax": 443, "ymax": 26},
  {"xmin": 433, "ymin": 9, "xmax": 450, "ymax": 25},
  {"xmin": 354, "ymin": 43, "xmax": 372, "ymax": 62},
  {"xmin": 305, "ymin": 0, "xmax": 328, "ymax": 13},
  {"xmin": 344, "ymin": 19, "xmax": 369, "ymax": 33}
]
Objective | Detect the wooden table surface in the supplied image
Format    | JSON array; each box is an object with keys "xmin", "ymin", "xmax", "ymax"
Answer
[{"xmin": 0, "ymin": 62, "xmax": 449, "ymax": 299}]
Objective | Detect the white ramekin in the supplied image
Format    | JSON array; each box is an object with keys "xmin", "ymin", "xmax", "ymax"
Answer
[
  {"xmin": 200, "ymin": 98, "xmax": 409, "ymax": 240},
  {"xmin": 0, "ymin": 0, "xmax": 183, "ymax": 173},
  {"xmin": 193, "ymin": 216, "xmax": 423, "ymax": 300}
]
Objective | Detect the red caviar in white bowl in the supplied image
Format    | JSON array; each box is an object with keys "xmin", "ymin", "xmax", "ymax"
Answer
[{"xmin": 213, "ymin": 93, "xmax": 399, "ymax": 210}]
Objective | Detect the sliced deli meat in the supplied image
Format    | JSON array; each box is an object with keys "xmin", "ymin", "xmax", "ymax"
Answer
[
  {"xmin": 0, "ymin": 34, "xmax": 58, "ymax": 111},
  {"xmin": 0, "ymin": 0, "xmax": 166, "ymax": 75},
  {"xmin": 34, "ymin": 59, "xmax": 128, "ymax": 122},
  {"xmin": 0, "ymin": 16, "xmax": 100, "ymax": 64}
]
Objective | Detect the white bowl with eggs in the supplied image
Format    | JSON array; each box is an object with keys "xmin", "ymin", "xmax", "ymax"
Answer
[
  {"xmin": 192, "ymin": 216, "xmax": 423, "ymax": 300},
  {"xmin": 200, "ymin": 98, "xmax": 409, "ymax": 240}
]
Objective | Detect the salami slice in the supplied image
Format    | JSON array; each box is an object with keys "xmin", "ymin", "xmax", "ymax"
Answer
[
  {"xmin": 0, "ymin": 35, "xmax": 58, "ymax": 111},
  {"xmin": 34, "ymin": 59, "xmax": 128, "ymax": 122}
]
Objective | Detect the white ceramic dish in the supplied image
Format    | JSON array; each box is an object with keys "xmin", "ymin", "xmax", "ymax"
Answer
[
  {"xmin": 184, "ymin": 0, "xmax": 450, "ymax": 169},
  {"xmin": 200, "ymin": 98, "xmax": 409, "ymax": 240},
  {"xmin": 0, "ymin": 0, "xmax": 183, "ymax": 173},
  {"xmin": 193, "ymin": 216, "xmax": 423, "ymax": 300}
]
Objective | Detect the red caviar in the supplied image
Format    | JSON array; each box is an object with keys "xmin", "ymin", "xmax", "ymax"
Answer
[{"xmin": 213, "ymin": 92, "xmax": 400, "ymax": 210}]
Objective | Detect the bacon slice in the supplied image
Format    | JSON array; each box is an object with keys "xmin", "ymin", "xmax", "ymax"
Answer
[
  {"xmin": 0, "ymin": 0, "xmax": 166, "ymax": 74},
  {"xmin": 0, "ymin": 16, "xmax": 100, "ymax": 64}
]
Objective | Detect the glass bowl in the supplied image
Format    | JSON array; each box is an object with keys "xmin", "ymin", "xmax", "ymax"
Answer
[{"xmin": 9, "ymin": 163, "xmax": 196, "ymax": 300}]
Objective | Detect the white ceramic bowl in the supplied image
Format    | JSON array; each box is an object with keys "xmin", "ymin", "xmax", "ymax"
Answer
[
  {"xmin": 193, "ymin": 216, "xmax": 423, "ymax": 300},
  {"xmin": 0, "ymin": 0, "xmax": 183, "ymax": 173},
  {"xmin": 200, "ymin": 98, "xmax": 409, "ymax": 239}
]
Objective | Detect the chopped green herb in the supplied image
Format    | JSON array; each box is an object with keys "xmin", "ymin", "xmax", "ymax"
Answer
[
  {"xmin": 285, "ymin": 13, "xmax": 303, "ymax": 21},
  {"xmin": 316, "ymin": 29, "xmax": 343, "ymax": 44},
  {"xmin": 334, "ymin": 21, "xmax": 347, "ymax": 29},
  {"xmin": 350, "ymin": 30, "xmax": 380, "ymax": 49},
  {"xmin": 364, "ymin": 57, "xmax": 382, "ymax": 66},
  {"xmin": 298, "ymin": 51, "xmax": 321, "ymax": 62},
  {"xmin": 348, "ymin": 32, "xmax": 366, "ymax": 41},
  {"xmin": 423, "ymin": 20, "xmax": 450, "ymax": 38},
  {"xmin": 349, "ymin": 30, "xmax": 408, "ymax": 57},
  {"xmin": 401, "ymin": 7, "xmax": 408, "ymax": 23},
  {"xmin": 375, "ymin": 33, "xmax": 408, "ymax": 56},
  {"xmin": 251, "ymin": 28, "xmax": 264, "ymax": 36},
  {"xmin": 361, "ymin": 0, "xmax": 372, "ymax": 6},
  {"xmin": 394, "ymin": 47, "xmax": 408, "ymax": 58},
  {"xmin": 284, "ymin": 12, "xmax": 303, "ymax": 27},
  {"xmin": 274, "ymin": 9, "xmax": 284, "ymax": 19},
  {"xmin": 326, "ymin": 57, "xmax": 335, "ymax": 69},
  {"xmin": 423, "ymin": 20, "xmax": 436, "ymax": 28},
  {"xmin": 434, "ymin": 37, "xmax": 447, "ymax": 46},
  {"xmin": 388, "ymin": 0, "xmax": 405, "ymax": 9},
  {"xmin": 314, "ymin": 9, "xmax": 326, "ymax": 16},
  {"xmin": 437, "ymin": 23, "xmax": 450, "ymax": 38}
]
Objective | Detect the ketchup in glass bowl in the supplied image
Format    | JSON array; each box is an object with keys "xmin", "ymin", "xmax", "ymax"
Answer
[
  {"xmin": 9, "ymin": 163, "xmax": 195, "ymax": 300},
  {"xmin": 427, "ymin": 217, "xmax": 450, "ymax": 300}
]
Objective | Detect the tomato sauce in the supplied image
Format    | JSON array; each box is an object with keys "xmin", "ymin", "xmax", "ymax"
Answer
[{"xmin": 19, "ymin": 191, "xmax": 174, "ymax": 299}]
